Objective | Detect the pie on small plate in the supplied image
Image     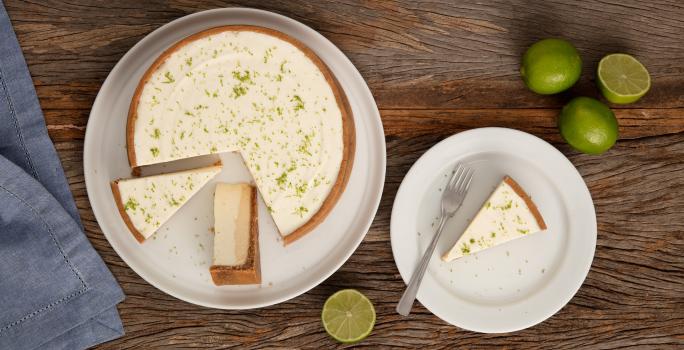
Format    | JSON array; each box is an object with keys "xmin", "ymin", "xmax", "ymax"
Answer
[{"xmin": 391, "ymin": 127, "xmax": 596, "ymax": 332}]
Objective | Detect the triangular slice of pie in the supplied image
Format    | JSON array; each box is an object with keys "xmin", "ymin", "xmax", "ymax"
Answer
[
  {"xmin": 111, "ymin": 163, "xmax": 222, "ymax": 242},
  {"xmin": 442, "ymin": 176, "xmax": 547, "ymax": 262}
]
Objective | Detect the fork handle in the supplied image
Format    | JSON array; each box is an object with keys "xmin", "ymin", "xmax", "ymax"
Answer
[{"xmin": 396, "ymin": 215, "xmax": 449, "ymax": 316}]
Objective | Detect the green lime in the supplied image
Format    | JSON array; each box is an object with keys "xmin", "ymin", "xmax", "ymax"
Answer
[
  {"xmin": 520, "ymin": 38, "xmax": 582, "ymax": 94},
  {"xmin": 558, "ymin": 97, "xmax": 619, "ymax": 154},
  {"xmin": 597, "ymin": 53, "xmax": 650, "ymax": 104},
  {"xmin": 321, "ymin": 289, "xmax": 375, "ymax": 343}
]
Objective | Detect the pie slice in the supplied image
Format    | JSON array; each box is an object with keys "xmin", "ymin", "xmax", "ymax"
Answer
[
  {"xmin": 442, "ymin": 176, "xmax": 547, "ymax": 261},
  {"xmin": 210, "ymin": 183, "xmax": 260, "ymax": 285},
  {"xmin": 111, "ymin": 164, "xmax": 222, "ymax": 243}
]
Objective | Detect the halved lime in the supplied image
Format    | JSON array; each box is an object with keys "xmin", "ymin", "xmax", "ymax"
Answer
[
  {"xmin": 321, "ymin": 289, "xmax": 375, "ymax": 343},
  {"xmin": 597, "ymin": 53, "xmax": 650, "ymax": 104}
]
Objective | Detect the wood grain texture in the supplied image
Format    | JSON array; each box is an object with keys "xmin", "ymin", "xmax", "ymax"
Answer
[{"xmin": 4, "ymin": 0, "xmax": 683, "ymax": 348}]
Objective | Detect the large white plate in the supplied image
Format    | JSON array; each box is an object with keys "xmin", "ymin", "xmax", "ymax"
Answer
[
  {"xmin": 84, "ymin": 8, "xmax": 385, "ymax": 309},
  {"xmin": 391, "ymin": 128, "xmax": 596, "ymax": 332}
]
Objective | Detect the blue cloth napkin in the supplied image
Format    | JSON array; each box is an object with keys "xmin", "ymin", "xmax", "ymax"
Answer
[{"xmin": 0, "ymin": 2, "xmax": 125, "ymax": 349}]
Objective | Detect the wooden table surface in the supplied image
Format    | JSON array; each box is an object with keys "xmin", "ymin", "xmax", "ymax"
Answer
[{"xmin": 6, "ymin": 0, "xmax": 683, "ymax": 348}]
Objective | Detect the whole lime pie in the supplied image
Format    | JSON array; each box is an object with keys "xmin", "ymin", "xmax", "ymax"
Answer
[{"xmin": 126, "ymin": 26, "xmax": 355, "ymax": 244}]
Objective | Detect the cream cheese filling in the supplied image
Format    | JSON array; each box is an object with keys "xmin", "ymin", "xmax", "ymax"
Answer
[
  {"xmin": 133, "ymin": 30, "xmax": 344, "ymax": 236},
  {"xmin": 213, "ymin": 183, "xmax": 251, "ymax": 266}
]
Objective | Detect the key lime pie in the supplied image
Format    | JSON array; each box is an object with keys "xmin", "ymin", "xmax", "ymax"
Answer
[
  {"xmin": 442, "ymin": 176, "xmax": 547, "ymax": 261},
  {"xmin": 111, "ymin": 164, "xmax": 222, "ymax": 243},
  {"xmin": 127, "ymin": 26, "xmax": 354, "ymax": 245},
  {"xmin": 210, "ymin": 183, "xmax": 260, "ymax": 285}
]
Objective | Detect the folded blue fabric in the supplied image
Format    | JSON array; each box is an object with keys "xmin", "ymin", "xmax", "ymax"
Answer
[{"xmin": 0, "ymin": 2, "xmax": 125, "ymax": 349}]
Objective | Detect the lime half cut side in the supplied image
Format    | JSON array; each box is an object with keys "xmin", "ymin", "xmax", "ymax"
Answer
[
  {"xmin": 597, "ymin": 53, "xmax": 650, "ymax": 104},
  {"xmin": 322, "ymin": 289, "xmax": 376, "ymax": 343}
]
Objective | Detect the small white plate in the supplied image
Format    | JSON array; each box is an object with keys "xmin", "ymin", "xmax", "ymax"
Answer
[
  {"xmin": 84, "ymin": 8, "xmax": 385, "ymax": 309},
  {"xmin": 391, "ymin": 128, "xmax": 596, "ymax": 333}
]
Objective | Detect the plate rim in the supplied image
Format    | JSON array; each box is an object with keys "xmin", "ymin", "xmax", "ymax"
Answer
[
  {"xmin": 84, "ymin": 7, "xmax": 386, "ymax": 309},
  {"xmin": 390, "ymin": 127, "xmax": 596, "ymax": 332}
]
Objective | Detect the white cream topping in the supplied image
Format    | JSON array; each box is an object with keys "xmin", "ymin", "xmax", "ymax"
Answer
[
  {"xmin": 442, "ymin": 178, "xmax": 544, "ymax": 261},
  {"xmin": 116, "ymin": 165, "xmax": 222, "ymax": 239},
  {"xmin": 213, "ymin": 183, "xmax": 252, "ymax": 266},
  {"xmin": 133, "ymin": 29, "xmax": 344, "ymax": 236}
]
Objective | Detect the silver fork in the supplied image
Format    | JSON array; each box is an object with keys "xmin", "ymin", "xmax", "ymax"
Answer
[{"xmin": 396, "ymin": 163, "xmax": 474, "ymax": 316}]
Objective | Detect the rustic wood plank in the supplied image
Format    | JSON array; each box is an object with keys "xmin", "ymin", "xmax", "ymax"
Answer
[
  {"xmin": 380, "ymin": 108, "xmax": 684, "ymax": 141},
  {"xmin": 4, "ymin": 0, "xmax": 683, "ymax": 348},
  {"xmin": 6, "ymin": 0, "xmax": 684, "ymax": 113},
  {"xmin": 42, "ymin": 107, "xmax": 684, "ymax": 142}
]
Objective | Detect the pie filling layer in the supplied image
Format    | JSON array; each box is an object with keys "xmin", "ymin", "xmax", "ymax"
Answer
[{"xmin": 131, "ymin": 28, "xmax": 346, "ymax": 237}]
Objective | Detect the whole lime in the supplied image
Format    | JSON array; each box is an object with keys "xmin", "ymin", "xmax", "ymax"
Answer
[
  {"xmin": 558, "ymin": 97, "xmax": 619, "ymax": 154},
  {"xmin": 521, "ymin": 38, "xmax": 582, "ymax": 94}
]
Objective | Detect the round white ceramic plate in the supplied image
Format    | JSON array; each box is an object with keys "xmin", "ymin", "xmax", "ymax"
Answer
[
  {"xmin": 391, "ymin": 128, "xmax": 596, "ymax": 333},
  {"xmin": 84, "ymin": 8, "xmax": 385, "ymax": 309}
]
